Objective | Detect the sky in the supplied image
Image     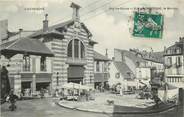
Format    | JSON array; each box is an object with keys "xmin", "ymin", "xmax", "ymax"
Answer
[{"xmin": 0, "ymin": 0, "xmax": 184, "ymax": 58}]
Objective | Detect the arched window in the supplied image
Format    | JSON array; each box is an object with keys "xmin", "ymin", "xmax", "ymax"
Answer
[
  {"xmin": 67, "ymin": 40, "xmax": 72, "ymax": 57},
  {"xmin": 80, "ymin": 42, "xmax": 85, "ymax": 58},
  {"xmin": 67, "ymin": 39, "xmax": 85, "ymax": 58},
  {"xmin": 74, "ymin": 39, "xmax": 79, "ymax": 58}
]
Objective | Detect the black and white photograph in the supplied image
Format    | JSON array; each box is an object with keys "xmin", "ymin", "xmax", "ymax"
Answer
[{"xmin": 0, "ymin": 0, "xmax": 184, "ymax": 117}]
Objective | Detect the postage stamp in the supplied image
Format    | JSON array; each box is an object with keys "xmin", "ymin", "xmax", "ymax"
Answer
[{"xmin": 133, "ymin": 12, "xmax": 164, "ymax": 39}]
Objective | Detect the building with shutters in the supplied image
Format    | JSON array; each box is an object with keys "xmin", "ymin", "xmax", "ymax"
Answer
[
  {"xmin": 93, "ymin": 51, "xmax": 110, "ymax": 89},
  {"xmin": 0, "ymin": 3, "xmax": 97, "ymax": 96},
  {"xmin": 164, "ymin": 37, "xmax": 184, "ymax": 88}
]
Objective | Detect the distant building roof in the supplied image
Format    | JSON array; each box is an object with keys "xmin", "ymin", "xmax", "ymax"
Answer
[
  {"xmin": 0, "ymin": 37, "xmax": 54, "ymax": 58},
  {"xmin": 129, "ymin": 48, "xmax": 164, "ymax": 64},
  {"xmin": 115, "ymin": 49, "xmax": 146, "ymax": 64},
  {"xmin": 143, "ymin": 51, "xmax": 164, "ymax": 63},
  {"xmin": 114, "ymin": 61, "xmax": 134, "ymax": 79},
  {"xmin": 94, "ymin": 51, "xmax": 110, "ymax": 61},
  {"xmin": 164, "ymin": 37, "xmax": 184, "ymax": 56}
]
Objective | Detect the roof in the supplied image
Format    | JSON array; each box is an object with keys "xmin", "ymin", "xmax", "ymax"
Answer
[
  {"xmin": 128, "ymin": 48, "xmax": 164, "ymax": 64},
  {"xmin": 115, "ymin": 49, "xmax": 145, "ymax": 64},
  {"xmin": 30, "ymin": 20, "xmax": 74, "ymax": 38},
  {"xmin": 31, "ymin": 30, "xmax": 64, "ymax": 39},
  {"xmin": 94, "ymin": 51, "xmax": 110, "ymax": 61},
  {"xmin": 164, "ymin": 39, "xmax": 184, "ymax": 56},
  {"xmin": 0, "ymin": 37, "xmax": 54, "ymax": 58},
  {"xmin": 114, "ymin": 61, "xmax": 134, "ymax": 79},
  {"xmin": 31, "ymin": 20, "xmax": 92, "ymax": 38},
  {"xmin": 89, "ymin": 39, "xmax": 98, "ymax": 45},
  {"xmin": 7, "ymin": 31, "xmax": 35, "ymax": 42},
  {"xmin": 143, "ymin": 51, "xmax": 164, "ymax": 63}
]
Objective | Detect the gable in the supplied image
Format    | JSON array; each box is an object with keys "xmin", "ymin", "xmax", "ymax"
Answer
[{"xmin": 31, "ymin": 20, "xmax": 92, "ymax": 39}]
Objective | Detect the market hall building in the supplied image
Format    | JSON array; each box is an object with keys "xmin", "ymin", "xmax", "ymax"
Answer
[{"xmin": 0, "ymin": 3, "xmax": 97, "ymax": 96}]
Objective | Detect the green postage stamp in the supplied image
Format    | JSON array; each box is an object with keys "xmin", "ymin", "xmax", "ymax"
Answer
[{"xmin": 133, "ymin": 12, "xmax": 164, "ymax": 39}]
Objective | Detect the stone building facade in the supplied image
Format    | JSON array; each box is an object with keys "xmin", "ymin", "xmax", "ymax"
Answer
[
  {"xmin": 164, "ymin": 37, "xmax": 184, "ymax": 88},
  {"xmin": 93, "ymin": 51, "xmax": 110, "ymax": 89},
  {"xmin": 0, "ymin": 3, "xmax": 96, "ymax": 96},
  {"xmin": 31, "ymin": 3, "xmax": 96, "ymax": 90}
]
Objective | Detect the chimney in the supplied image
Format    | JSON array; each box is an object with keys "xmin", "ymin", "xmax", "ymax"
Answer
[
  {"xmin": 70, "ymin": 2, "xmax": 81, "ymax": 21},
  {"xmin": 121, "ymin": 52, "xmax": 125, "ymax": 62},
  {"xmin": 179, "ymin": 37, "xmax": 184, "ymax": 42},
  {"xmin": 19, "ymin": 28, "xmax": 23, "ymax": 38},
  {"xmin": 0, "ymin": 20, "xmax": 8, "ymax": 44},
  {"xmin": 164, "ymin": 46, "xmax": 166, "ymax": 53},
  {"xmin": 105, "ymin": 49, "xmax": 108, "ymax": 57},
  {"xmin": 43, "ymin": 14, "xmax": 48, "ymax": 32}
]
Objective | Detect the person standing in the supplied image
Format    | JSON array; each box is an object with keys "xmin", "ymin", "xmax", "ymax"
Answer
[
  {"xmin": 40, "ymin": 88, "xmax": 45, "ymax": 98},
  {"xmin": 1, "ymin": 66, "xmax": 11, "ymax": 101},
  {"xmin": 7, "ymin": 89, "xmax": 18, "ymax": 111}
]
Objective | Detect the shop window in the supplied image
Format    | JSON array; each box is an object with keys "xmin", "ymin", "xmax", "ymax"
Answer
[
  {"xmin": 23, "ymin": 55, "xmax": 30, "ymax": 71},
  {"xmin": 40, "ymin": 56, "xmax": 46, "ymax": 71}
]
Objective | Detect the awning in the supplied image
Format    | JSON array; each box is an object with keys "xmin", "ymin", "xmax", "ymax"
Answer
[
  {"xmin": 62, "ymin": 82, "xmax": 93, "ymax": 90},
  {"xmin": 94, "ymin": 73, "xmax": 109, "ymax": 82},
  {"xmin": 36, "ymin": 73, "xmax": 52, "ymax": 83},
  {"xmin": 68, "ymin": 66, "xmax": 84, "ymax": 78},
  {"xmin": 0, "ymin": 37, "xmax": 54, "ymax": 58},
  {"xmin": 21, "ymin": 73, "xmax": 33, "ymax": 82}
]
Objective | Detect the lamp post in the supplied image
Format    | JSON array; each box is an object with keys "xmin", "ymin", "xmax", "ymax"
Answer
[
  {"xmin": 89, "ymin": 72, "xmax": 94, "ymax": 88},
  {"xmin": 56, "ymin": 72, "xmax": 59, "ymax": 86},
  {"xmin": 61, "ymin": 64, "xmax": 64, "ymax": 85}
]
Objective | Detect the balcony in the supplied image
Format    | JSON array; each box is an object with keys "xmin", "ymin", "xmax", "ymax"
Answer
[{"xmin": 66, "ymin": 57, "xmax": 87, "ymax": 65}]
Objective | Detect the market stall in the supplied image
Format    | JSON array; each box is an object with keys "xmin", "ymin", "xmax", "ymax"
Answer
[{"xmin": 60, "ymin": 82, "xmax": 94, "ymax": 101}]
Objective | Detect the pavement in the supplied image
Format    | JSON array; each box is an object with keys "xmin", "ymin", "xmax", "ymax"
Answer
[
  {"xmin": 1, "ymin": 98, "xmax": 111, "ymax": 117},
  {"xmin": 57, "ymin": 92, "xmax": 156, "ymax": 114},
  {"xmin": 0, "ymin": 94, "xmax": 175, "ymax": 117}
]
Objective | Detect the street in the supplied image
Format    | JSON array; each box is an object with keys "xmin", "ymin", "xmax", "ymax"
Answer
[{"xmin": 1, "ymin": 98, "xmax": 111, "ymax": 117}]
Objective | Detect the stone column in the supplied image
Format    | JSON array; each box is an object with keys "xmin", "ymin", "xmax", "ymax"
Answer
[
  {"xmin": 177, "ymin": 88, "xmax": 184, "ymax": 117},
  {"xmin": 14, "ymin": 74, "xmax": 21, "ymax": 97},
  {"xmin": 32, "ymin": 74, "xmax": 36, "ymax": 95}
]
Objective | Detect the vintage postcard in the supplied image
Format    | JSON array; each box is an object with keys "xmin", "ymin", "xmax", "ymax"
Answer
[{"xmin": 0, "ymin": 0, "xmax": 184, "ymax": 117}]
